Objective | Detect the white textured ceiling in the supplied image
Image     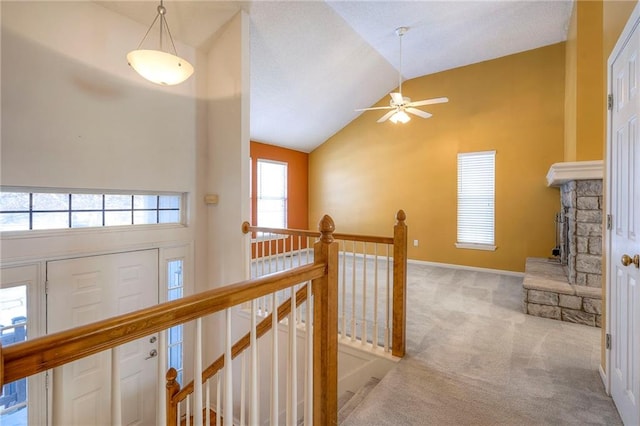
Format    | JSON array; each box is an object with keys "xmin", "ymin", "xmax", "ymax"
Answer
[{"xmin": 98, "ymin": 0, "xmax": 574, "ymax": 153}]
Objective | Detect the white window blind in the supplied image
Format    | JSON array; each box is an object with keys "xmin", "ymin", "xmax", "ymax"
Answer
[
  {"xmin": 456, "ymin": 151, "xmax": 496, "ymax": 250},
  {"xmin": 257, "ymin": 160, "xmax": 287, "ymax": 228}
]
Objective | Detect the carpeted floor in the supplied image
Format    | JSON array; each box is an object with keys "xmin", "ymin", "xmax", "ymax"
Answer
[{"xmin": 342, "ymin": 263, "xmax": 622, "ymax": 426}]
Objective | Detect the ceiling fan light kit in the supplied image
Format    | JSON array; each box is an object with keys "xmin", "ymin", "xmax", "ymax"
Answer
[
  {"xmin": 356, "ymin": 26, "xmax": 448, "ymax": 124},
  {"xmin": 127, "ymin": 0, "xmax": 194, "ymax": 86}
]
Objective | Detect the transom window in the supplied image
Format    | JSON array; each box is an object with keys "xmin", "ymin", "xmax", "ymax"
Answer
[
  {"xmin": 257, "ymin": 160, "xmax": 288, "ymax": 228},
  {"xmin": 456, "ymin": 151, "xmax": 496, "ymax": 250},
  {"xmin": 0, "ymin": 190, "xmax": 183, "ymax": 232}
]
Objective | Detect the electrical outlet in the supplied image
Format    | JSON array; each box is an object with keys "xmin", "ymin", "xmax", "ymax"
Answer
[{"xmin": 413, "ymin": 239, "xmax": 419, "ymax": 247}]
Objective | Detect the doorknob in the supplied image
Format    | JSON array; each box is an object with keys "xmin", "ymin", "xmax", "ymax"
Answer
[
  {"xmin": 145, "ymin": 349, "xmax": 158, "ymax": 360},
  {"xmin": 621, "ymin": 254, "xmax": 640, "ymax": 268}
]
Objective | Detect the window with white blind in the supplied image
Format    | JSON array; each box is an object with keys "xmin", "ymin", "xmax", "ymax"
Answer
[
  {"xmin": 257, "ymin": 160, "xmax": 287, "ymax": 228},
  {"xmin": 456, "ymin": 151, "xmax": 496, "ymax": 251}
]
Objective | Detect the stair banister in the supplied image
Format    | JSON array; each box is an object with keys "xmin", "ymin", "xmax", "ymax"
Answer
[{"xmin": 0, "ymin": 262, "xmax": 324, "ymax": 386}]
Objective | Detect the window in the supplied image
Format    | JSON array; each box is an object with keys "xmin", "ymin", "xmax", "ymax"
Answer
[
  {"xmin": 167, "ymin": 259, "xmax": 184, "ymax": 385},
  {"xmin": 0, "ymin": 285, "xmax": 27, "ymax": 420},
  {"xmin": 0, "ymin": 190, "xmax": 183, "ymax": 232},
  {"xmin": 257, "ymin": 160, "xmax": 287, "ymax": 228},
  {"xmin": 456, "ymin": 151, "xmax": 496, "ymax": 250}
]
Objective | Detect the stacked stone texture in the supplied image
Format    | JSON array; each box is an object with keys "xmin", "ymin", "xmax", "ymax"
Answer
[
  {"xmin": 522, "ymin": 258, "xmax": 602, "ymax": 327},
  {"xmin": 560, "ymin": 179, "xmax": 603, "ymax": 287}
]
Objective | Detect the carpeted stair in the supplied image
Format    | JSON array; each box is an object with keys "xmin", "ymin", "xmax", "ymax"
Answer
[{"xmin": 338, "ymin": 377, "xmax": 380, "ymax": 424}]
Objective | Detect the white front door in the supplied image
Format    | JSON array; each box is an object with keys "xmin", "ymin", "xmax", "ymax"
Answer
[
  {"xmin": 609, "ymin": 7, "xmax": 640, "ymax": 425},
  {"xmin": 47, "ymin": 250, "xmax": 159, "ymax": 426}
]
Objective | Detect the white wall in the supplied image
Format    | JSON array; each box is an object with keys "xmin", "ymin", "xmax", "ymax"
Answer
[
  {"xmin": 205, "ymin": 10, "xmax": 251, "ymax": 289},
  {"xmin": 201, "ymin": 9, "xmax": 252, "ymax": 412},
  {"xmin": 0, "ymin": 0, "xmax": 210, "ymax": 263},
  {"xmin": 1, "ymin": 1, "xmax": 197, "ymax": 193}
]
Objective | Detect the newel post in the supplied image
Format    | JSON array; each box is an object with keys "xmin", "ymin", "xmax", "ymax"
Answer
[
  {"xmin": 166, "ymin": 368, "xmax": 180, "ymax": 426},
  {"xmin": 392, "ymin": 210, "xmax": 408, "ymax": 358},
  {"xmin": 312, "ymin": 215, "xmax": 339, "ymax": 426}
]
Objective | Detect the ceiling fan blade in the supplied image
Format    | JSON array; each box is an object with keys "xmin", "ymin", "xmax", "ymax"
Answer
[
  {"xmin": 390, "ymin": 92, "xmax": 404, "ymax": 105},
  {"xmin": 407, "ymin": 97, "xmax": 449, "ymax": 107},
  {"xmin": 355, "ymin": 106, "xmax": 394, "ymax": 112},
  {"xmin": 406, "ymin": 107, "xmax": 433, "ymax": 119},
  {"xmin": 377, "ymin": 110, "xmax": 397, "ymax": 123}
]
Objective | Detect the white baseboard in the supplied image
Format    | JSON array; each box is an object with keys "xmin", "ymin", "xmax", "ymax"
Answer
[
  {"xmin": 599, "ymin": 364, "xmax": 609, "ymax": 394},
  {"xmin": 407, "ymin": 258, "xmax": 525, "ymax": 277}
]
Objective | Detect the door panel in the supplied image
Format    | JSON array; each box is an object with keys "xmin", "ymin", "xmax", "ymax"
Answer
[
  {"xmin": 47, "ymin": 250, "xmax": 158, "ymax": 426},
  {"xmin": 610, "ymin": 15, "xmax": 640, "ymax": 425}
]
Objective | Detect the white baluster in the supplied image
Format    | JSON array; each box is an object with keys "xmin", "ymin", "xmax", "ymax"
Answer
[
  {"xmin": 157, "ymin": 331, "xmax": 167, "ymax": 425},
  {"xmin": 194, "ymin": 318, "xmax": 203, "ymax": 425},
  {"xmin": 216, "ymin": 374, "xmax": 221, "ymax": 426},
  {"xmin": 289, "ymin": 235, "xmax": 294, "ymax": 268},
  {"xmin": 287, "ymin": 285, "xmax": 298, "ymax": 426},
  {"xmin": 362, "ymin": 242, "xmax": 367, "ymax": 345},
  {"xmin": 385, "ymin": 244, "xmax": 391, "ymax": 352},
  {"xmin": 297, "ymin": 236, "xmax": 303, "ymax": 326},
  {"xmin": 225, "ymin": 309, "xmax": 233, "ymax": 423},
  {"xmin": 177, "ymin": 398, "xmax": 181, "ymax": 426},
  {"xmin": 271, "ymin": 291, "xmax": 279, "ymax": 425},
  {"xmin": 111, "ymin": 347, "xmax": 121, "ymax": 426},
  {"xmin": 341, "ymin": 240, "xmax": 347, "ymax": 339},
  {"xmin": 304, "ymin": 280, "xmax": 313, "ymax": 426},
  {"xmin": 186, "ymin": 395, "xmax": 191, "ymax": 426},
  {"xmin": 206, "ymin": 379, "xmax": 211, "ymax": 426},
  {"xmin": 240, "ymin": 352, "xmax": 246, "ymax": 426},
  {"xmin": 373, "ymin": 244, "xmax": 379, "ymax": 349},
  {"xmin": 351, "ymin": 241, "xmax": 357, "ymax": 342},
  {"xmin": 250, "ymin": 299, "xmax": 259, "ymax": 425}
]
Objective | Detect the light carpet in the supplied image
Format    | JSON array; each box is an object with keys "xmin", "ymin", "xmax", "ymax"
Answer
[{"xmin": 342, "ymin": 263, "xmax": 622, "ymax": 425}]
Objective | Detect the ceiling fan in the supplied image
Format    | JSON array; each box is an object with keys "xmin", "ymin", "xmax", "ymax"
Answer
[{"xmin": 356, "ymin": 27, "xmax": 448, "ymax": 124}]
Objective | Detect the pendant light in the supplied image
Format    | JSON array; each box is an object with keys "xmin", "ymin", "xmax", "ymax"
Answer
[{"xmin": 127, "ymin": 0, "xmax": 194, "ymax": 86}]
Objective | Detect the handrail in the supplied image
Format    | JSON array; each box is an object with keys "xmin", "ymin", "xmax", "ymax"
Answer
[
  {"xmin": 0, "ymin": 263, "xmax": 325, "ymax": 387},
  {"xmin": 242, "ymin": 222, "xmax": 394, "ymax": 245},
  {"xmin": 170, "ymin": 284, "xmax": 309, "ymax": 403}
]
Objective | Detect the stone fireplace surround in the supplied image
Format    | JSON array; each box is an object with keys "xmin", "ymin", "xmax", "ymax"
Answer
[{"xmin": 522, "ymin": 161, "xmax": 604, "ymax": 327}]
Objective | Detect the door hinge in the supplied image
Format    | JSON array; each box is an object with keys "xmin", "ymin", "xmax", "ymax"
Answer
[
  {"xmin": 606, "ymin": 333, "xmax": 612, "ymax": 350},
  {"xmin": 45, "ymin": 372, "xmax": 50, "ymax": 389},
  {"xmin": 607, "ymin": 214, "xmax": 613, "ymax": 230},
  {"xmin": 45, "ymin": 280, "xmax": 49, "ymax": 294},
  {"xmin": 608, "ymin": 94, "xmax": 613, "ymax": 110}
]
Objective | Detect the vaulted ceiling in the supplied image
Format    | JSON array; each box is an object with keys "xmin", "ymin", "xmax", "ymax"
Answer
[{"xmin": 98, "ymin": 0, "xmax": 574, "ymax": 153}]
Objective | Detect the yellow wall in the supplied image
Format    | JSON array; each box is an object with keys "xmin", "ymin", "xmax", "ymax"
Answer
[
  {"xmin": 565, "ymin": 0, "xmax": 604, "ymax": 161},
  {"xmin": 309, "ymin": 43, "xmax": 565, "ymax": 273}
]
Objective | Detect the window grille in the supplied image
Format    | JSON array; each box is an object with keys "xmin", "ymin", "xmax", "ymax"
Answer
[{"xmin": 0, "ymin": 190, "xmax": 183, "ymax": 232}]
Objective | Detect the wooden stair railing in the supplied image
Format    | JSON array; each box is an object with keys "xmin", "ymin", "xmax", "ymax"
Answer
[
  {"xmin": 166, "ymin": 284, "xmax": 310, "ymax": 425},
  {"xmin": 242, "ymin": 209, "xmax": 408, "ymax": 357},
  {"xmin": 0, "ymin": 214, "xmax": 340, "ymax": 426}
]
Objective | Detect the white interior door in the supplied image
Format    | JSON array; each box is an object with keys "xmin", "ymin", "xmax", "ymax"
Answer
[
  {"xmin": 609, "ymin": 9, "xmax": 640, "ymax": 425},
  {"xmin": 47, "ymin": 250, "xmax": 159, "ymax": 426}
]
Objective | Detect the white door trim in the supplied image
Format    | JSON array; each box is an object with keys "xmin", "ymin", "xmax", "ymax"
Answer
[
  {"xmin": 606, "ymin": 0, "xmax": 640, "ymax": 404},
  {"xmin": 601, "ymin": 3, "xmax": 640, "ymax": 426}
]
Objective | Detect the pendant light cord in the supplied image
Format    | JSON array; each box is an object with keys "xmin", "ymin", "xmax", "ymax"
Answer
[
  {"xmin": 134, "ymin": 0, "xmax": 180, "ymax": 56},
  {"xmin": 398, "ymin": 29, "xmax": 403, "ymax": 95}
]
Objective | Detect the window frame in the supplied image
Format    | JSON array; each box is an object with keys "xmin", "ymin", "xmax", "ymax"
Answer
[
  {"xmin": 455, "ymin": 150, "xmax": 497, "ymax": 251},
  {"xmin": 256, "ymin": 159, "xmax": 288, "ymax": 229},
  {"xmin": 0, "ymin": 188, "xmax": 186, "ymax": 234}
]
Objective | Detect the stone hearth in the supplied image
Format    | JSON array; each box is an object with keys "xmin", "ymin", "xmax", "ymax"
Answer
[
  {"xmin": 521, "ymin": 161, "xmax": 604, "ymax": 327},
  {"xmin": 522, "ymin": 258, "xmax": 602, "ymax": 327}
]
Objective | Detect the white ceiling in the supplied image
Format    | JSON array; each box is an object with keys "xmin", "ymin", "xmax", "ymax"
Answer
[{"xmin": 98, "ymin": 0, "xmax": 574, "ymax": 153}]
